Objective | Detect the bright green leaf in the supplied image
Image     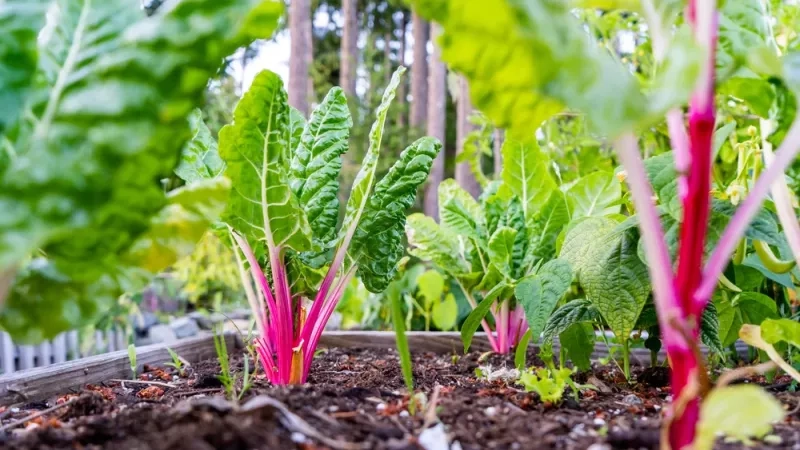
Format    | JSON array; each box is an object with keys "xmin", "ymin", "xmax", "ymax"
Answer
[
  {"xmin": 566, "ymin": 171, "xmax": 621, "ymax": 219},
  {"xmin": 696, "ymin": 385, "xmax": 784, "ymax": 450},
  {"xmin": 432, "ymin": 293, "xmax": 458, "ymax": 330},
  {"xmin": 500, "ymin": 139, "xmax": 556, "ymax": 219},
  {"xmin": 175, "ymin": 109, "xmax": 226, "ymax": 183},
  {"xmin": 516, "ymin": 259, "xmax": 572, "ymax": 344},
  {"xmin": 417, "ymin": 270, "xmax": 445, "ymax": 309}
]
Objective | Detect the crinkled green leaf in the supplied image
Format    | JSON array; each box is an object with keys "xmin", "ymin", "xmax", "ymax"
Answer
[
  {"xmin": 701, "ymin": 301, "xmax": 725, "ymax": 356},
  {"xmin": 291, "ymin": 87, "xmax": 352, "ymax": 247},
  {"xmin": 338, "ymin": 67, "xmax": 405, "ymax": 245},
  {"xmin": 543, "ymin": 299, "xmax": 599, "ymax": 344},
  {"xmin": 500, "ymin": 139, "xmax": 556, "ymax": 219},
  {"xmin": 352, "ymin": 137, "xmax": 441, "ymax": 292},
  {"xmin": 560, "ymin": 322, "xmax": 594, "ymax": 371},
  {"xmin": 288, "ymin": 106, "xmax": 306, "ymax": 153},
  {"xmin": 220, "ymin": 70, "xmax": 312, "ymax": 253},
  {"xmin": 516, "ymin": 258, "xmax": 572, "ymax": 344},
  {"xmin": 528, "ymin": 190, "xmax": 570, "ymax": 261},
  {"xmin": 124, "ymin": 177, "xmax": 231, "ymax": 273},
  {"xmin": 487, "ymin": 226, "xmax": 518, "ymax": 277},
  {"xmin": 696, "ymin": 385, "xmax": 784, "ymax": 450},
  {"xmin": 0, "ymin": 0, "xmax": 48, "ymax": 138},
  {"xmin": 439, "ymin": 178, "xmax": 485, "ymax": 240},
  {"xmin": 406, "ymin": 213, "xmax": 471, "ymax": 275},
  {"xmin": 560, "ymin": 217, "xmax": 649, "ymax": 340},
  {"xmin": 287, "ymin": 257, "xmax": 325, "ymax": 296},
  {"xmin": 648, "ymin": 27, "xmax": 703, "ymax": 115},
  {"xmin": 566, "ymin": 171, "xmax": 621, "ymax": 219},
  {"xmin": 175, "ymin": 109, "xmax": 226, "ymax": 183}
]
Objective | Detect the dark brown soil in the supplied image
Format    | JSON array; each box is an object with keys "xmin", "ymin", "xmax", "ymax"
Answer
[{"xmin": 2, "ymin": 347, "xmax": 800, "ymax": 449}]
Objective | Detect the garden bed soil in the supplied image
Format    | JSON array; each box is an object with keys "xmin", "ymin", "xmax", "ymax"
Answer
[{"xmin": 1, "ymin": 347, "xmax": 799, "ymax": 450}]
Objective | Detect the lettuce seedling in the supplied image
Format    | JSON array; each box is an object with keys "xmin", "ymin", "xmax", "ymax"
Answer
[{"xmin": 218, "ymin": 67, "xmax": 440, "ymax": 385}]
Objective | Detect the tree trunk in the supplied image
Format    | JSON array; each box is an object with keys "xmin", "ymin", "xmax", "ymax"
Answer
[
  {"xmin": 339, "ymin": 0, "xmax": 358, "ymax": 98},
  {"xmin": 383, "ymin": 31, "xmax": 392, "ymax": 86},
  {"xmin": 423, "ymin": 23, "xmax": 446, "ymax": 219},
  {"xmin": 289, "ymin": 0, "xmax": 312, "ymax": 115},
  {"xmin": 456, "ymin": 76, "xmax": 481, "ymax": 198},
  {"xmin": 410, "ymin": 13, "xmax": 429, "ymax": 131},
  {"xmin": 397, "ymin": 12, "xmax": 408, "ymax": 129},
  {"xmin": 493, "ymin": 128, "xmax": 504, "ymax": 177}
]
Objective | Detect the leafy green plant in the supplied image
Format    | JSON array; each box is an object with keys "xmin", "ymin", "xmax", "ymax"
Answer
[
  {"xmin": 181, "ymin": 67, "xmax": 441, "ymax": 385},
  {"xmin": 406, "ymin": 142, "xmax": 574, "ymax": 354},
  {"xmin": 388, "ymin": 275, "xmax": 416, "ymax": 414},
  {"xmin": 213, "ymin": 327, "xmax": 253, "ymax": 402},
  {"xmin": 127, "ymin": 344, "xmax": 137, "ymax": 380},
  {"xmin": 0, "ymin": 0, "xmax": 283, "ymax": 342},
  {"xmin": 165, "ymin": 347, "xmax": 185, "ymax": 377}
]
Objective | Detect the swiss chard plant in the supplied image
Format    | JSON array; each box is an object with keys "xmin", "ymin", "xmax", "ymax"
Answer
[
  {"xmin": 0, "ymin": 0, "xmax": 283, "ymax": 342},
  {"xmin": 406, "ymin": 140, "xmax": 573, "ymax": 354},
  {"xmin": 205, "ymin": 67, "xmax": 440, "ymax": 385},
  {"xmin": 412, "ymin": 0, "xmax": 800, "ymax": 447}
]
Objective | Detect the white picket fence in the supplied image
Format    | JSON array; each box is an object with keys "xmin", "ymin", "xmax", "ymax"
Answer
[{"xmin": 0, "ymin": 328, "xmax": 127, "ymax": 375}]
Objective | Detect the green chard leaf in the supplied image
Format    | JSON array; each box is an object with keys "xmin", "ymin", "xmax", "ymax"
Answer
[
  {"xmin": 406, "ymin": 213, "xmax": 471, "ymax": 275},
  {"xmin": 0, "ymin": 0, "xmax": 48, "ymax": 138},
  {"xmin": 697, "ymin": 385, "xmax": 784, "ymax": 450},
  {"xmin": 716, "ymin": 292, "xmax": 778, "ymax": 347},
  {"xmin": 351, "ymin": 137, "xmax": 441, "ymax": 292},
  {"xmin": 338, "ymin": 67, "xmax": 405, "ymax": 247},
  {"xmin": 432, "ymin": 293, "xmax": 458, "ymax": 330},
  {"xmin": 528, "ymin": 190, "xmax": 570, "ymax": 261},
  {"xmin": 500, "ymin": 139, "xmax": 556, "ymax": 219},
  {"xmin": 0, "ymin": 0, "xmax": 284, "ymax": 340},
  {"xmin": 288, "ymin": 106, "xmax": 306, "ymax": 153},
  {"xmin": 717, "ymin": 0, "xmax": 771, "ymax": 79},
  {"xmin": 566, "ymin": 171, "xmax": 621, "ymax": 219},
  {"xmin": 487, "ymin": 226, "xmax": 518, "ymax": 278},
  {"xmin": 291, "ymin": 87, "xmax": 352, "ymax": 247},
  {"xmin": 438, "ymin": 178, "xmax": 485, "ymax": 240},
  {"xmin": 220, "ymin": 70, "xmax": 312, "ymax": 253},
  {"xmin": 175, "ymin": 109, "xmax": 226, "ymax": 183}
]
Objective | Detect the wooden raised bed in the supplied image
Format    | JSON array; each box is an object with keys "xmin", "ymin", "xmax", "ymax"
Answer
[{"xmin": 0, "ymin": 331, "xmax": 746, "ymax": 407}]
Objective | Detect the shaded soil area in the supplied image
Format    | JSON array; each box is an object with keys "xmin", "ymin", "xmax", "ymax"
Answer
[{"xmin": 2, "ymin": 347, "xmax": 800, "ymax": 449}]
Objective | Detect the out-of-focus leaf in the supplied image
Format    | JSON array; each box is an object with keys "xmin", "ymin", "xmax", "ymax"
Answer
[
  {"xmin": 715, "ymin": 292, "xmax": 778, "ymax": 347},
  {"xmin": 432, "ymin": 293, "xmax": 458, "ymax": 330},
  {"xmin": 696, "ymin": 385, "xmax": 784, "ymax": 450},
  {"xmin": 717, "ymin": 0, "xmax": 770, "ymax": 79},
  {"xmin": 417, "ymin": 270, "xmax": 445, "ymax": 309},
  {"xmin": 761, "ymin": 318, "xmax": 800, "ymax": 348},
  {"xmin": 566, "ymin": 171, "xmax": 620, "ymax": 219}
]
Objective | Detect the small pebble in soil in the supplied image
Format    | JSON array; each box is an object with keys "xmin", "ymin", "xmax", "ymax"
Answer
[
  {"xmin": 622, "ymin": 394, "xmax": 642, "ymax": 405},
  {"xmin": 593, "ymin": 418, "xmax": 606, "ymax": 427},
  {"xmin": 290, "ymin": 432, "xmax": 307, "ymax": 444},
  {"xmin": 484, "ymin": 406, "xmax": 497, "ymax": 417},
  {"xmin": 376, "ymin": 403, "xmax": 386, "ymax": 412},
  {"xmin": 586, "ymin": 444, "xmax": 611, "ymax": 450},
  {"xmin": 399, "ymin": 410, "xmax": 409, "ymax": 417}
]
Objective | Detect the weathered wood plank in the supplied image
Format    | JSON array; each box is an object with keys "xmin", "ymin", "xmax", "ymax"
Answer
[
  {"xmin": 0, "ymin": 333, "xmax": 236, "ymax": 406},
  {"xmin": 319, "ymin": 331, "xmax": 750, "ymax": 364}
]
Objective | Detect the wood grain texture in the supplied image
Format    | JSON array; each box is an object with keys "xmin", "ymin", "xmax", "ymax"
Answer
[
  {"xmin": 0, "ymin": 333, "xmax": 236, "ymax": 406},
  {"xmin": 319, "ymin": 331, "xmax": 750, "ymax": 365}
]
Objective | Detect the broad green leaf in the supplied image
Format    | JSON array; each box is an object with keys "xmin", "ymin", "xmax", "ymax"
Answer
[
  {"xmin": 461, "ymin": 282, "xmax": 507, "ymax": 353},
  {"xmin": 734, "ymin": 265, "xmax": 765, "ymax": 291},
  {"xmin": 542, "ymin": 299, "xmax": 600, "ymax": 344},
  {"xmin": 717, "ymin": 0, "xmax": 770, "ymax": 79},
  {"xmin": 432, "ymin": 293, "xmax": 458, "ymax": 330},
  {"xmin": 501, "ymin": 196, "xmax": 529, "ymax": 277},
  {"xmin": 761, "ymin": 318, "xmax": 800, "ymax": 348},
  {"xmin": 220, "ymin": 70, "xmax": 312, "ymax": 253},
  {"xmin": 648, "ymin": 27, "xmax": 703, "ymax": 115},
  {"xmin": 561, "ymin": 217, "xmax": 649, "ymax": 340},
  {"xmin": 338, "ymin": 67, "xmax": 405, "ymax": 245},
  {"xmin": 438, "ymin": 179, "xmax": 485, "ymax": 239},
  {"xmin": 566, "ymin": 171, "xmax": 621, "ymax": 219},
  {"xmin": 516, "ymin": 259, "xmax": 572, "ymax": 343},
  {"xmin": 124, "ymin": 178, "xmax": 231, "ymax": 273},
  {"xmin": 0, "ymin": 0, "xmax": 48, "ymax": 138},
  {"xmin": 389, "ymin": 280, "xmax": 415, "ymax": 391},
  {"xmin": 500, "ymin": 139, "xmax": 556, "ymax": 219},
  {"xmin": 414, "ymin": 0, "xmax": 647, "ymax": 137},
  {"xmin": 560, "ymin": 322, "xmax": 594, "ymax": 371},
  {"xmin": 351, "ymin": 137, "xmax": 441, "ymax": 292},
  {"xmin": 175, "ymin": 109, "xmax": 226, "ymax": 183},
  {"xmin": 716, "ymin": 292, "xmax": 778, "ymax": 347},
  {"xmin": 287, "ymin": 257, "xmax": 325, "ymax": 296},
  {"xmin": 718, "ymin": 75, "xmax": 775, "ymax": 118},
  {"xmin": 487, "ymin": 226, "xmax": 518, "ymax": 277},
  {"xmin": 288, "ymin": 106, "xmax": 306, "ymax": 153},
  {"xmin": 417, "ymin": 270, "xmax": 445, "ymax": 309},
  {"xmin": 290, "ymin": 87, "xmax": 352, "ymax": 247},
  {"xmin": 743, "ymin": 253, "xmax": 794, "ymax": 288},
  {"xmin": 406, "ymin": 213, "xmax": 471, "ymax": 275},
  {"xmin": 696, "ymin": 385, "xmax": 784, "ymax": 450},
  {"xmin": 713, "ymin": 121, "xmax": 737, "ymax": 160},
  {"xmin": 528, "ymin": 190, "xmax": 570, "ymax": 260},
  {"xmin": 0, "ymin": 0, "xmax": 284, "ymax": 340}
]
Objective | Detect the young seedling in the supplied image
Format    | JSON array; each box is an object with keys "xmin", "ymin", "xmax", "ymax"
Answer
[
  {"xmin": 164, "ymin": 347, "xmax": 187, "ymax": 377},
  {"xmin": 127, "ymin": 344, "xmax": 137, "ymax": 380},
  {"xmin": 389, "ymin": 277, "xmax": 416, "ymax": 414}
]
